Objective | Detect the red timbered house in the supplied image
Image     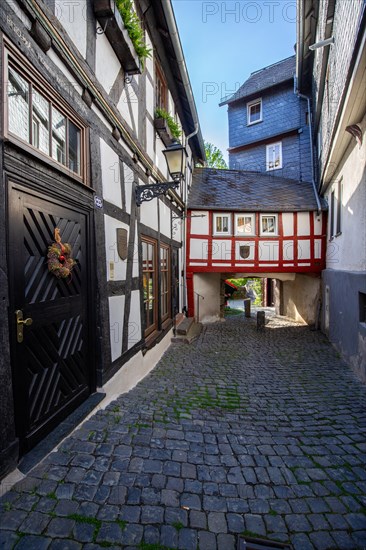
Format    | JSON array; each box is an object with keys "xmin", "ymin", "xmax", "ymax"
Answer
[{"xmin": 186, "ymin": 168, "xmax": 327, "ymax": 323}]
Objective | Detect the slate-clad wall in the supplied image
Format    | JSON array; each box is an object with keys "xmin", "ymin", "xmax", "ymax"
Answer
[{"xmin": 228, "ymin": 84, "xmax": 312, "ymax": 182}]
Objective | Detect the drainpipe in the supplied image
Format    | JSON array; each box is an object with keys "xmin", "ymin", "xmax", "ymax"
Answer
[{"xmin": 294, "ymin": 77, "xmax": 322, "ymax": 215}]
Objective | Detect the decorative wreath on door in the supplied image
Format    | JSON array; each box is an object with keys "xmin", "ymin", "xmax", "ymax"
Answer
[{"xmin": 47, "ymin": 228, "xmax": 76, "ymax": 279}]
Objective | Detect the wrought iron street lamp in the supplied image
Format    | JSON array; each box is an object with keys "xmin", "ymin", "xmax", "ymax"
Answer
[{"xmin": 135, "ymin": 140, "xmax": 187, "ymax": 206}]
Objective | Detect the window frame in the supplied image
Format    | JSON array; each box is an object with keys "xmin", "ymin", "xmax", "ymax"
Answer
[
  {"xmin": 336, "ymin": 179, "xmax": 342, "ymax": 236},
  {"xmin": 260, "ymin": 214, "xmax": 278, "ymax": 236},
  {"xmin": 213, "ymin": 213, "xmax": 231, "ymax": 236},
  {"xmin": 142, "ymin": 237, "xmax": 158, "ymax": 338},
  {"xmin": 266, "ymin": 141, "xmax": 282, "ymax": 171},
  {"xmin": 247, "ymin": 98, "xmax": 262, "ymax": 126},
  {"xmin": 4, "ymin": 40, "xmax": 89, "ymax": 185},
  {"xmin": 160, "ymin": 243, "xmax": 171, "ymax": 324},
  {"xmin": 234, "ymin": 213, "xmax": 256, "ymax": 236},
  {"xmin": 155, "ymin": 62, "xmax": 168, "ymax": 112}
]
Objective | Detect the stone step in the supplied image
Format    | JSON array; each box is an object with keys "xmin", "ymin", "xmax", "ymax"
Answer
[
  {"xmin": 176, "ymin": 316, "xmax": 195, "ymax": 336},
  {"xmin": 171, "ymin": 321, "xmax": 202, "ymax": 344}
]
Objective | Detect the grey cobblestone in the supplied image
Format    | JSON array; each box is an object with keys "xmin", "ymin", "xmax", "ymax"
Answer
[{"xmin": 0, "ymin": 314, "xmax": 365, "ymax": 549}]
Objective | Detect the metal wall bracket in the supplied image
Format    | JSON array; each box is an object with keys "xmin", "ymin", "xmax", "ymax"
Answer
[{"xmin": 135, "ymin": 181, "xmax": 179, "ymax": 206}]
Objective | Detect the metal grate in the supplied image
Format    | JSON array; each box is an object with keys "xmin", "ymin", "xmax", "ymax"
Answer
[{"xmin": 238, "ymin": 537, "xmax": 292, "ymax": 550}]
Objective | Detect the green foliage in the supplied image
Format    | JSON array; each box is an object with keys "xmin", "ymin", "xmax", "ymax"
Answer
[
  {"xmin": 227, "ymin": 277, "xmax": 262, "ymax": 306},
  {"xmin": 115, "ymin": 0, "xmax": 152, "ymax": 68},
  {"xmin": 204, "ymin": 141, "xmax": 227, "ymax": 169},
  {"xmin": 155, "ymin": 108, "xmax": 182, "ymax": 139}
]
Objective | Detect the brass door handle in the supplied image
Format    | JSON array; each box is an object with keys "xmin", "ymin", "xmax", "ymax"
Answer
[{"xmin": 15, "ymin": 310, "xmax": 33, "ymax": 343}]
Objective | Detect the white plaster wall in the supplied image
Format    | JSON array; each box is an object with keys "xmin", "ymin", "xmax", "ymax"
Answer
[
  {"xmin": 109, "ymin": 295, "xmax": 125, "ymax": 362},
  {"xmin": 283, "ymin": 240, "xmax": 294, "ymax": 261},
  {"xmin": 280, "ymin": 274, "xmax": 321, "ymax": 325},
  {"xmin": 132, "ymin": 221, "xmax": 139, "ymax": 278},
  {"xmin": 314, "ymin": 213, "xmax": 322, "ymax": 235},
  {"xmin": 55, "ymin": 0, "xmax": 87, "ymax": 58},
  {"xmin": 140, "ymin": 195, "xmax": 158, "ymax": 232},
  {"xmin": 190, "ymin": 239, "xmax": 208, "ymax": 260},
  {"xmin": 104, "ymin": 216, "xmax": 128, "ymax": 281},
  {"xmin": 212, "ymin": 240, "xmax": 231, "ymax": 261},
  {"xmin": 123, "ymin": 164, "xmax": 134, "ymax": 214},
  {"xmin": 235, "ymin": 241, "xmax": 255, "ymax": 260},
  {"xmin": 146, "ymin": 78, "xmax": 154, "ymax": 118},
  {"xmin": 298, "ymin": 239, "xmax": 311, "ymax": 260},
  {"xmin": 128, "ymin": 290, "xmax": 141, "ymax": 350},
  {"xmin": 146, "ymin": 119, "xmax": 155, "ymax": 162},
  {"xmin": 47, "ymin": 49, "xmax": 83, "ymax": 96},
  {"xmin": 118, "ymin": 83, "xmax": 139, "ymax": 134},
  {"xmin": 145, "ymin": 32, "xmax": 154, "ymax": 77},
  {"xmin": 100, "ymin": 139, "xmax": 122, "ymax": 208},
  {"xmin": 326, "ymin": 124, "xmax": 366, "ymax": 272},
  {"xmin": 259, "ymin": 241, "xmax": 279, "ymax": 262},
  {"xmin": 282, "ymin": 213, "xmax": 294, "ymax": 236},
  {"xmin": 155, "ymin": 139, "xmax": 169, "ymax": 180},
  {"xmin": 190, "ymin": 211, "xmax": 209, "ymax": 235},
  {"xmin": 95, "ymin": 30, "xmax": 120, "ymax": 95},
  {"xmin": 297, "ymin": 212, "xmax": 310, "ymax": 236},
  {"xmin": 193, "ymin": 272, "xmax": 221, "ymax": 323},
  {"xmin": 159, "ymin": 200, "xmax": 171, "ymax": 239},
  {"xmin": 315, "ymin": 239, "xmax": 322, "ymax": 259}
]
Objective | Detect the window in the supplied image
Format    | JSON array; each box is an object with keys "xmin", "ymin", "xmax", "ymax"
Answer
[
  {"xmin": 160, "ymin": 245, "xmax": 171, "ymax": 323},
  {"xmin": 142, "ymin": 238, "xmax": 158, "ymax": 337},
  {"xmin": 336, "ymin": 179, "xmax": 342, "ymax": 235},
  {"xmin": 260, "ymin": 214, "xmax": 278, "ymax": 236},
  {"xmin": 5, "ymin": 44, "xmax": 87, "ymax": 182},
  {"xmin": 247, "ymin": 98, "xmax": 262, "ymax": 125},
  {"xmin": 155, "ymin": 63, "xmax": 167, "ymax": 111},
  {"xmin": 235, "ymin": 214, "xmax": 255, "ymax": 236},
  {"xmin": 213, "ymin": 213, "xmax": 231, "ymax": 235},
  {"xmin": 266, "ymin": 142, "xmax": 282, "ymax": 171}
]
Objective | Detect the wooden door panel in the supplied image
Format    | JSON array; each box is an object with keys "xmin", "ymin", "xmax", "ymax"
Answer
[{"xmin": 8, "ymin": 183, "xmax": 92, "ymax": 453}]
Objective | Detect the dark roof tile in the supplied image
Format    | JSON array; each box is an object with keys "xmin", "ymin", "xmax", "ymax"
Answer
[
  {"xmin": 188, "ymin": 168, "xmax": 326, "ymax": 212},
  {"xmin": 220, "ymin": 56, "xmax": 296, "ymax": 106}
]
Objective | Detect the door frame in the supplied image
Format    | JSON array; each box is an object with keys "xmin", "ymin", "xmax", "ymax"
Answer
[{"xmin": 6, "ymin": 173, "xmax": 97, "ymax": 453}]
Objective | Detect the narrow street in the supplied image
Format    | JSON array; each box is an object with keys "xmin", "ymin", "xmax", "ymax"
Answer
[{"xmin": 1, "ymin": 313, "xmax": 365, "ymax": 550}]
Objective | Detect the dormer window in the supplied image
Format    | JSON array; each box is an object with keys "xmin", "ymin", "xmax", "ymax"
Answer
[
  {"xmin": 247, "ymin": 98, "xmax": 262, "ymax": 125},
  {"xmin": 266, "ymin": 142, "xmax": 282, "ymax": 171}
]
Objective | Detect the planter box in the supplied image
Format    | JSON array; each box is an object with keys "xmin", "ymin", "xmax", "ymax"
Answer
[
  {"xmin": 93, "ymin": 0, "xmax": 141, "ymax": 74},
  {"xmin": 154, "ymin": 117, "xmax": 174, "ymax": 146}
]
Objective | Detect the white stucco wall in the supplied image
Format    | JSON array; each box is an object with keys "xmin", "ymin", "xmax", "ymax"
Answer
[
  {"xmin": 282, "ymin": 213, "xmax": 294, "ymax": 236},
  {"xmin": 190, "ymin": 239, "xmax": 208, "ymax": 260},
  {"xmin": 297, "ymin": 212, "xmax": 310, "ymax": 236},
  {"xmin": 159, "ymin": 200, "xmax": 171, "ymax": 239},
  {"xmin": 128, "ymin": 290, "xmax": 141, "ymax": 350},
  {"xmin": 190, "ymin": 211, "xmax": 209, "ymax": 234},
  {"xmin": 55, "ymin": 0, "xmax": 87, "ymax": 58},
  {"xmin": 326, "ymin": 121, "xmax": 366, "ymax": 272},
  {"xmin": 109, "ymin": 295, "xmax": 125, "ymax": 362},
  {"xmin": 95, "ymin": 29, "xmax": 120, "ymax": 95},
  {"xmin": 140, "ymin": 195, "xmax": 158, "ymax": 232},
  {"xmin": 100, "ymin": 139, "xmax": 122, "ymax": 208},
  {"xmin": 193, "ymin": 272, "xmax": 221, "ymax": 324},
  {"xmin": 279, "ymin": 274, "xmax": 321, "ymax": 325},
  {"xmin": 104, "ymin": 216, "xmax": 128, "ymax": 281}
]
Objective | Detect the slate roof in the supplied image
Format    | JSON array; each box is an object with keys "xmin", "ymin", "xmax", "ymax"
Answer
[
  {"xmin": 220, "ymin": 56, "xmax": 296, "ymax": 106},
  {"xmin": 188, "ymin": 168, "xmax": 326, "ymax": 212}
]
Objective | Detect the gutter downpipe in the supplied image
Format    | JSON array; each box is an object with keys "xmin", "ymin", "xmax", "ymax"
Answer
[
  {"xmin": 294, "ymin": 76, "xmax": 322, "ymax": 216},
  {"xmin": 161, "ymin": 1, "xmax": 203, "ymax": 314}
]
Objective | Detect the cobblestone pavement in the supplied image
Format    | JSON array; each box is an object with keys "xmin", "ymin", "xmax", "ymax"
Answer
[{"xmin": 1, "ymin": 314, "xmax": 366, "ymax": 550}]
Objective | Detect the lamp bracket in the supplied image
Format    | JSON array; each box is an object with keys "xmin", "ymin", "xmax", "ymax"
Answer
[{"xmin": 135, "ymin": 181, "xmax": 179, "ymax": 206}]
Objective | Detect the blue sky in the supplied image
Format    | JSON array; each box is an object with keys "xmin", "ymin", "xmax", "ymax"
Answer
[{"xmin": 172, "ymin": 0, "xmax": 296, "ymax": 161}]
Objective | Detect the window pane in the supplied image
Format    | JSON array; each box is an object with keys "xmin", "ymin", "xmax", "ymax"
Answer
[
  {"xmin": 69, "ymin": 120, "xmax": 81, "ymax": 174},
  {"xmin": 263, "ymin": 216, "xmax": 275, "ymax": 233},
  {"xmin": 32, "ymin": 90, "xmax": 49, "ymax": 154},
  {"xmin": 237, "ymin": 216, "xmax": 253, "ymax": 234},
  {"xmin": 52, "ymin": 106, "xmax": 66, "ymax": 166},
  {"xmin": 8, "ymin": 66, "xmax": 29, "ymax": 142},
  {"xmin": 250, "ymin": 103, "xmax": 261, "ymax": 122},
  {"xmin": 216, "ymin": 217, "xmax": 222, "ymax": 232}
]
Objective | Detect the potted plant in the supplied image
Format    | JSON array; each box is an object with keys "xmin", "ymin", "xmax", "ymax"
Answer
[{"xmin": 154, "ymin": 108, "xmax": 182, "ymax": 145}]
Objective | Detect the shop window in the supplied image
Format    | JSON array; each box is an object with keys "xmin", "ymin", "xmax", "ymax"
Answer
[{"xmin": 5, "ymin": 43, "xmax": 87, "ymax": 183}]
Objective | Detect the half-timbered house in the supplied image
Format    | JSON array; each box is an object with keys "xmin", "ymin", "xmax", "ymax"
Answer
[{"xmin": 0, "ymin": 0, "xmax": 204, "ymax": 477}]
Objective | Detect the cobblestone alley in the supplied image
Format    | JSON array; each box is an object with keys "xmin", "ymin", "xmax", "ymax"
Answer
[{"xmin": 1, "ymin": 313, "xmax": 365, "ymax": 550}]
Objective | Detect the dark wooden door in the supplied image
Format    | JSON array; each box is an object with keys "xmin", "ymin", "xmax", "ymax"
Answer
[{"xmin": 8, "ymin": 183, "xmax": 94, "ymax": 454}]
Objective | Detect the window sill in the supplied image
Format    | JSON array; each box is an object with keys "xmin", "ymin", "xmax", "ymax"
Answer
[
  {"xmin": 247, "ymin": 119, "xmax": 263, "ymax": 126},
  {"xmin": 93, "ymin": 0, "xmax": 141, "ymax": 75},
  {"xmin": 266, "ymin": 166, "xmax": 283, "ymax": 172},
  {"xmin": 213, "ymin": 233, "xmax": 231, "ymax": 237}
]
